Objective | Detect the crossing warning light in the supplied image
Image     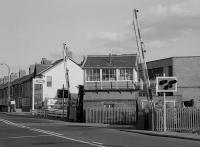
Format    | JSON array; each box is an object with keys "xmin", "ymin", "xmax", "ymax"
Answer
[
  {"xmin": 57, "ymin": 89, "xmax": 70, "ymax": 98},
  {"xmin": 156, "ymin": 77, "xmax": 177, "ymax": 93}
]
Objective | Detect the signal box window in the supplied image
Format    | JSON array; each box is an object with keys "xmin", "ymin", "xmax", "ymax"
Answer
[
  {"xmin": 102, "ymin": 69, "xmax": 116, "ymax": 81},
  {"xmin": 119, "ymin": 68, "xmax": 133, "ymax": 80},
  {"xmin": 47, "ymin": 76, "xmax": 52, "ymax": 87},
  {"xmin": 86, "ymin": 69, "xmax": 100, "ymax": 81}
]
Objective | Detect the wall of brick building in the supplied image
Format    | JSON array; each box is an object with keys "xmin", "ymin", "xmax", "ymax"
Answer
[
  {"xmin": 145, "ymin": 57, "xmax": 200, "ymax": 107},
  {"xmin": 138, "ymin": 95, "xmax": 182, "ymax": 109},
  {"xmin": 173, "ymin": 57, "xmax": 200, "ymax": 103},
  {"xmin": 83, "ymin": 99, "xmax": 136, "ymax": 109},
  {"xmin": 146, "ymin": 58, "xmax": 173, "ymax": 77},
  {"xmin": 178, "ymin": 88, "xmax": 200, "ymax": 107},
  {"xmin": 83, "ymin": 91, "xmax": 138, "ymax": 110},
  {"xmin": 173, "ymin": 57, "xmax": 200, "ymax": 87}
]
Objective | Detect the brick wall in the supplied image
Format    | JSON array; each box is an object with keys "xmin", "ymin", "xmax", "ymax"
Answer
[
  {"xmin": 173, "ymin": 57, "xmax": 200, "ymax": 87},
  {"xmin": 145, "ymin": 57, "xmax": 200, "ymax": 107},
  {"xmin": 173, "ymin": 57, "xmax": 200, "ymax": 102},
  {"xmin": 83, "ymin": 91, "xmax": 138, "ymax": 110},
  {"xmin": 146, "ymin": 58, "xmax": 173, "ymax": 77}
]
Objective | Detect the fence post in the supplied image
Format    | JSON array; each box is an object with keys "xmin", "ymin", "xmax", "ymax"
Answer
[{"xmin": 86, "ymin": 108, "xmax": 89, "ymax": 123}]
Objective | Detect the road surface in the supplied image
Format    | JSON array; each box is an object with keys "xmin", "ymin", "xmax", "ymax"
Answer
[{"xmin": 0, "ymin": 113, "xmax": 199, "ymax": 147}]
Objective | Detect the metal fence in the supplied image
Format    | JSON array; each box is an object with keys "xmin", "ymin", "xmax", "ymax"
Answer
[
  {"xmin": 85, "ymin": 107, "xmax": 136, "ymax": 125},
  {"xmin": 154, "ymin": 108, "xmax": 200, "ymax": 132},
  {"xmin": 33, "ymin": 109, "xmax": 68, "ymax": 119},
  {"xmin": 32, "ymin": 106, "xmax": 78, "ymax": 121}
]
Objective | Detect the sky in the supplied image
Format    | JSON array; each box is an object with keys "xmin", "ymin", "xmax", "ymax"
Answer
[{"xmin": 0, "ymin": 0, "xmax": 200, "ymax": 76}]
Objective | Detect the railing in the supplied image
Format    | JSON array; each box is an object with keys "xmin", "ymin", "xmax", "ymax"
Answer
[
  {"xmin": 33, "ymin": 109, "xmax": 68, "ymax": 119},
  {"xmin": 85, "ymin": 81, "xmax": 139, "ymax": 90},
  {"xmin": 86, "ymin": 107, "xmax": 136, "ymax": 125},
  {"xmin": 154, "ymin": 108, "xmax": 200, "ymax": 132}
]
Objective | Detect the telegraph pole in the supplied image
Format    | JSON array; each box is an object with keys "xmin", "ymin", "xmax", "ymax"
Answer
[
  {"xmin": 63, "ymin": 43, "xmax": 71, "ymax": 120},
  {"xmin": 62, "ymin": 84, "xmax": 65, "ymax": 120}
]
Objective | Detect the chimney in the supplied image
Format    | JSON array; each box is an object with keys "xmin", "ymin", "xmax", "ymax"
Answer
[
  {"xmin": 109, "ymin": 53, "xmax": 112, "ymax": 64},
  {"xmin": 0, "ymin": 78, "xmax": 3, "ymax": 84},
  {"xmin": 10, "ymin": 73, "xmax": 18, "ymax": 81},
  {"xmin": 29, "ymin": 65, "xmax": 35, "ymax": 74},
  {"xmin": 19, "ymin": 69, "xmax": 26, "ymax": 78},
  {"xmin": 41, "ymin": 58, "xmax": 52, "ymax": 65}
]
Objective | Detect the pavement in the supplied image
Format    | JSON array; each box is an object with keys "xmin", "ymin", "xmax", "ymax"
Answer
[{"xmin": 2, "ymin": 112, "xmax": 200, "ymax": 142}]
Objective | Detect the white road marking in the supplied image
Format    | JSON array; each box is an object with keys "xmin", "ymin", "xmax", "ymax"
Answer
[
  {"xmin": 8, "ymin": 135, "xmax": 51, "ymax": 139},
  {"xmin": 43, "ymin": 134, "xmax": 106, "ymax": 147},
  {"xmin": 0, "ymin": 119, "xmax": 106, "ymax": 147},
  {"xmin": 92, "ymin": 141, "xmax": 104, "ymax": 145},
  {"xmin": 29, "ymin": 128, "xmax": 64, "ymax": 136}
]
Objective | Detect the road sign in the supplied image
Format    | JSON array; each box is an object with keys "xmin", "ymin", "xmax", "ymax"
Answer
[
  {"xmin": 10, "ymin": 100, "xmax": 15, "ymax": 105},
  {"xmin": 34, "ymin": 78, "xmax": 45, "ymax": 84},
  {"xmin": 156, "ymin": 77, "xmax": 177, "ymax": 93}
]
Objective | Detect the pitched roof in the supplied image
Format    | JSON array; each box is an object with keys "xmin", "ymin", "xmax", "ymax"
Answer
[
  {"xmin": 82, "ymin": 54, "xmax": 138, "ymax": 68},
  {"xmin": 17, "ymin": 73, "xmax": 34, "ymax": 84},
  {"xmin": 35, "ymin": 64, "xmax": 52, "ymax": 75},
  {"xmin": 37, "ymin": 57, "xmax": 81, "ymax": 75}
]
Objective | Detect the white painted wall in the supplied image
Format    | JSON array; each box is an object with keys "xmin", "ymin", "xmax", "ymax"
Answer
[{"xmin": 34, "ymin": 59, "xmax": 83, "ymax": 102}]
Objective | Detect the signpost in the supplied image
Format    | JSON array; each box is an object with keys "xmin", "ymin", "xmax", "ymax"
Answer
[
  {"xmin": 156, "ymin": 76, "xmax": 177, "ymax": 131},
  {"xmin": 32, "ymin": 78, "xmax": 45, "ymax": 112}
]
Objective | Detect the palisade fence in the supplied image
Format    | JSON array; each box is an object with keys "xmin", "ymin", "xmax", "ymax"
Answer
[
  {"xmin": 154, "ymin": 108, "xmax": 200, "ymax": 132},
  {"xmin": 85, "ymin": 107, "xmax": 136, "ymax": 125},
  {"xmin": 34, "ymin": 109, "xmax": 67, "ymax": 118},
  {"xmin": 33, "ymin": 107, "xmax": 77, "ymax": 121}
]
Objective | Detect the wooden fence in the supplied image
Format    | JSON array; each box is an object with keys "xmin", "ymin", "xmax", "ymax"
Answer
[
  {"xmin": 86, "ymin": 108, "xmax": 136, "ymax": 125},
  {"xmin": 154, "ymin": 108, "xmax": 200, "ymax": 132}
]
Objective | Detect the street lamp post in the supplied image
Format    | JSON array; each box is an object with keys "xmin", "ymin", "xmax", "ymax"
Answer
[{"xmin": 0, "ymin": 63, "xmax": 11, "ymax": 112}]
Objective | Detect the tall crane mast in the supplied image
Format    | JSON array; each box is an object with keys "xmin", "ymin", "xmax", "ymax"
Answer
[{"xmin": 132, "ymin": 9, "xmax": 152, "ymax": 107}]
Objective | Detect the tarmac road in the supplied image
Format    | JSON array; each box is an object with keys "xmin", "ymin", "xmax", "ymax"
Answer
[{"xmin": 0, "ymin": 113, "xmax": 200, "ymax": 147}]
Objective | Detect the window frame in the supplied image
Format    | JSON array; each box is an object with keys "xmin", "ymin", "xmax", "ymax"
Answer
[
  {"xmin": 46, "ymin": 76, "xmax": 52, "ymax": 87},
  {"xmin": 102, "ymin": 68, "xmax": 116, "ymax": 81},
  {"xmin": 85, "ymin": 69, "xmax": 100, "ymax": 82},
  {"xmin": 118, "ymin": 68, "xmax": 133, "ymax": 81}
]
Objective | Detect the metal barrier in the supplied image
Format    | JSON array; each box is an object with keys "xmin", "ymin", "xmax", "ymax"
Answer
[
  {"xmin": 154, "ymin": 108, "xmax": 200, "ymax": 132},
  {"xmin": 32, "ymin": 109, "xmax": 68, "ymax": 119}
]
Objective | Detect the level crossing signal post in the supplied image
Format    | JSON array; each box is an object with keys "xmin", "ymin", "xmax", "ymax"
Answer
[
  {"xmin": 156, "ymin": 76, "xmax": 177, "ymax": 132},
  {"xmin": 57, "ymin": 86, "xmax": 70, "ymax": 120}
]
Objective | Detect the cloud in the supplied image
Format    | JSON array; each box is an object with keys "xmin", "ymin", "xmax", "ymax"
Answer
[
  {"xmin": 169, "ymin": 0, "xmax": 200, "ymax": 16},
  {"xmin": 86, "ymin": 0, "xmax": 200, "ymax": 56},
  {"xmin": 131, "ymin": 0, "xmax": 200, "ymax": 50},
  {"xmin": 147, "ymin": 0, "xmax": 200, "ymax": 18},
  {"xmin": 49, "ymin": 52, "xmax": 62, "ymax": 60},
  {"xmin": 87, "ymin": 31, "xmax": 126, "ymax": 42},
  {"xmin": 146, "ymin": 40, "xmax": 167, "ymax": 48},
  {"xmin": 86, "ymin": 30, "xmax": 136, "ymax": 53}
]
